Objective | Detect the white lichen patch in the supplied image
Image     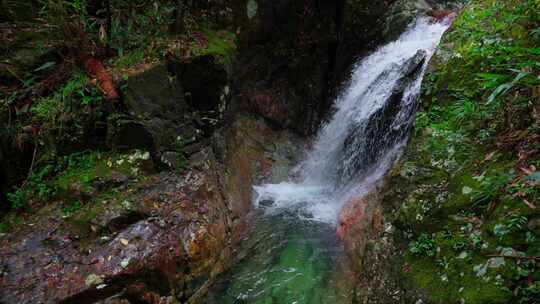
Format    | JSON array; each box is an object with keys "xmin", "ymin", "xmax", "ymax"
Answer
[
  {"xmin": 85, "ymin": 274, "xmax": 104, "ymax": 286},
  {"xmin": 120, "ymin": 258, "xmax": 131, "ymax": 269}
]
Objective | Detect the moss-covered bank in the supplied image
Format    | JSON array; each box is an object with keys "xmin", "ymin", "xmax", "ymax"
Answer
[{"xmin": 363, "ymin": 0, "xmax": 540, "ymax": 303}]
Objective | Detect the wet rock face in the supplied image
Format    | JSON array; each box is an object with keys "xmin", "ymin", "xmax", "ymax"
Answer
[
  {"xmin": 336, "ymin": 180, "xmax": 417, "ymax": 303},
  {"xmin": 232, "ymin": 0, "xmax": 426, "ymax": 135},
  {"xmin": 241, "ymin": 89, "xmax": 289, "ymax": 128},
  {"xmin": 223, "ymin": 114, "xmax": 304, "ymax": 220},
  {"xmin": 337, "ymin": 188, "xmax": 384, "ymax": 265},
  {"xmin": 232, "ymin": 0, "xmax": 344, "ymax": 134},
  {"xmin": 336, "ymin": 51, "xmax": 426, "ymax": 183}
]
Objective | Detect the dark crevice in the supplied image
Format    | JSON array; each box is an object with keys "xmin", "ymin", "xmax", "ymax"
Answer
[
  {"xmin": 103, "ymin": 211, "xmax": 148, "ymax": 235},
  {"xmin": 316, "ymin": 0, "xmax": 346, "ymax": 134},
  {"xmin": 59, "ymin": 269, "xmax": 172, "ymax": 304}
]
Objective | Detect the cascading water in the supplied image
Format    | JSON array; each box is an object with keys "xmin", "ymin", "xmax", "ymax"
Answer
[
  {"xmin": 254, "ymin": 17, "xmax": 451, "ymax": 224},
  {"xmin": 208, "ymin": 17, "xmax": 451, "ymax": 303}
]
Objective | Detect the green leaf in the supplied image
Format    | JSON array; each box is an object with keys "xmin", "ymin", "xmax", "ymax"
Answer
[
  {"xmin": 488, "ymin": 72, "xmax": 529, "ymax": 103},
  {"xmin": 34, "ymin": 61, "xmax": 56, "ymax": 72}
]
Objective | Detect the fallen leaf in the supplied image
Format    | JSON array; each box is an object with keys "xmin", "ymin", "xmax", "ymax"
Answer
[
  {"xmin": 120, "ymin": 238, "xmax": 129, "ymax": 246},
  {"xmin": 484, "ymin": 151, "xmax": 496, "ymax": 161}
]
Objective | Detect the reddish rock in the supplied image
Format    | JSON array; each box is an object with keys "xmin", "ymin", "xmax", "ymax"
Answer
[
  {"xmin": 241, "ymin": 89, "xmax": 289, "ymax": 128},
  {"xmin": 337, "ymin": 189, "xmax": 386, "ymax": 263},
  {"xmin": 428, "ymin": 10, "xmax": 457, "ymax": 23},
  {"xmin": 337, "ymin": 196, "xmax": 369, "ymax": 241}
]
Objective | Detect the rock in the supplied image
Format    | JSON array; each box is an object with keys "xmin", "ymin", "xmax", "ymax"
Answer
[
  {"xmin": 124, "ymin": 64, "xmax": 186, "ymax": 122},
  {"xmin": 428, "ymin": 9, "xmax": 458, "ymax": 22},
  {"xmin": 110, "ymin": 171, "xmax": 129, "ymax": 185},
  {"xmin": 0, "ymin": 115, "xmax": 298, "ymax": 302},
  {"xmin": 337, "ymin": 196, "xmax": 369, "ymax": 241},
  {"xmin": 241, "ymin": 89, "xmax": 289, "ymax": 128},
  {"xmin": 232, "ymin": 0, "xmax": 343, "ymax": 134},
  {"xmin": 382, "ymin": 0, "xmax": 462, "ymax": 41},
  {"xmin": 337, "ymin": 181, "xmax": 386, "ymax": 271},
  {"xmin": 116, "ymin": 64, "xmax": 203, "ymax": 156},
  {"xmin": 160, "ymin": 151, "xmax": 185, "ymax": 170},
  {"xmin": 107, "ymin": 114, "xmax": 155, "ymax": 152},
  {"xmin": 259, "ymin": 199, "xmax": 275, "ymax": 207},
  {"xmin": 68, "ymin": 182, "xmax": 97, "ymax": 201},
  {"xmin": 223, "ymin": 115, "xmax": 303, "ymax": 219},
  {"xmin": 115, "ymin": 63, "xmax": 216, "ymax": 157},
  {"xmin": 168, "ymin": 55, "xmax": 228, "ymax": 112},
  {"xmin": 382, "ymin": 0, "xmax": 433, "ymax": 41}
]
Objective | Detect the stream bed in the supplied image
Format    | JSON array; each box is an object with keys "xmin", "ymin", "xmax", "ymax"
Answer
[{"xmin": 207, "ymin": 209, "xmax": 348, "ymax": 303}]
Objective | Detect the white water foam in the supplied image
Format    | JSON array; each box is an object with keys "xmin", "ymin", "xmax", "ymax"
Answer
[{"xmin": 254, "ymin": 17, "xmax": 451, "ymax": 224}]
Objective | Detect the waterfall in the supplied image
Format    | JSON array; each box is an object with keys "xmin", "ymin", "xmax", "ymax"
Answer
[{"xmin": 254, "ymin": 17, "xmax": 451, "ymax": 224}]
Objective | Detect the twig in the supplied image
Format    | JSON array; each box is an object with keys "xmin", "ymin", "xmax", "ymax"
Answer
[
  {"xmin": 5, "ymin": 66, "xmax": 24, "ymax": 84},
  {"xmin": 27, "ymin": 139, "xmax": 38, "ymax": 180},
  {"xmin": 521, "ymin": 199, "xmax": 537, "ymax": 210}
]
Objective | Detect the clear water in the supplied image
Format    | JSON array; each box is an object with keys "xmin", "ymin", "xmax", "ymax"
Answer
[{"xmin": 208, "ymin": 17, "xmax": 451, "ymax": 303}]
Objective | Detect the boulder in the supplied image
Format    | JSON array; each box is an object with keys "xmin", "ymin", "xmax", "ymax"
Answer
[
  {"xmin": 167, "ymin": 55, "xmax": 228, "ymax": 113},
  {"xmin": 124, "ymin": 64, "xmax": 186, "ymax": 122},
  {"xmin": 112, "ymin": 64, "xmax": 209, "ymax": 156}
]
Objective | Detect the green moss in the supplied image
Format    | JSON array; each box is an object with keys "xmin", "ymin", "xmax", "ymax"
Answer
[
  {"xmin": 406, "ymin": 254, "xmax": 510, "ymax": 304},
  {"xmin": 190, "ymin": 29, "xmax": 237, "ymax": 74}
]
